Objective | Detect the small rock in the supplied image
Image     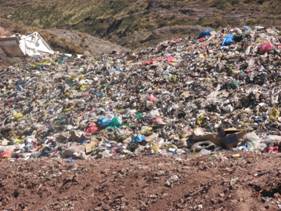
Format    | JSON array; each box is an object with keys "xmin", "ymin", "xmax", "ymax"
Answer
[
  {"xmin": 230, "ymin": 177, "xmax": 239, "ymax": 186},
  {"xmin": 165, "ymin": 175, "xmax": 179, "ymax": 187}
]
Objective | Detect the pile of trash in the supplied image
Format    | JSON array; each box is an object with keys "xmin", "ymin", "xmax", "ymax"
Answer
[{"xmin": 1, "ymin": 26, "xmax": 281, "ymax": 160}]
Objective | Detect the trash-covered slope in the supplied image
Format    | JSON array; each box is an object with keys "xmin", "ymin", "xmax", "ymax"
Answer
[
  {"xmin": 1, "ymin": 26, "xmax": 281, "ymax": 160},
  {"xmin": 0, "ymin": 0, "xmax": 281, "ymax": 48}
]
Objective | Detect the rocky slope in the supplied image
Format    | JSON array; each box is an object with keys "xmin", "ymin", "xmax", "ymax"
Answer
[{"xmin": 0, "ymin": 0, "xmax": 281, "ymax": 48}]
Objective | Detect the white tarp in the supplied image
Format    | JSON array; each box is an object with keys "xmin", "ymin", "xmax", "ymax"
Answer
[
  {"xmin": 19, "ymin": 32, "xmax": 54, "ymax": 57},
  {"xmin": 0, "ymin": 32, "xmax": 54, "ymax": 58}
]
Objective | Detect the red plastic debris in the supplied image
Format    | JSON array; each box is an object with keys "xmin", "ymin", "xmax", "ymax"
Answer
[
  {"xmin": 166, "ymin": 55, "xmax": 176, "ymax": 64},
  {"xmin": 198, "ymin": 37, "xmax": 206, "ymax": 42},
  {"xmin": 258, "ymin": 42, "xmax": 274, "ymax": 54},
  {"xmin": 147, "ymin": 94, "xmax": 157, "ymax": 103},
  {"xmin": 85, "ymin": 123, "xmax": 99, "ymax": 135},
  {"xmin": 265, "ymin": 146, "xmax": 279, "ymax": 153},
  {"xmin": 143, "ymin": 60, "xmax": 154, "ymax": 65},
  {"xmin": 0, "ymin": 150, "xmax": 12, "ymax": 158}
]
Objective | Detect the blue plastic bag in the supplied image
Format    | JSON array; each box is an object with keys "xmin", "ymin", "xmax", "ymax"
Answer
[
  {"xmin": 132, "ymin": 135, "xmax": 146, "ymax": 144},
  {"xmin": 222, "ymin": 34, "xmax": 234, "ymax": 46},
  {"xmin": 97, "ymin": 117, "xmax": 112, "ymax": 128}
]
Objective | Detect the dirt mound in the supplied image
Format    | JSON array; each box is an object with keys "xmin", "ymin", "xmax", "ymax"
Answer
[
  {"xmin": 0, "ymin": 153, "xmax": 280, "ymax": 210},
  {"xmin": 0, "ymin": 26, "xmax": 10, "ymax": 37},
  {"xmin": 40, "ymin": 29, "xmax": 128, "ymax": 55}
]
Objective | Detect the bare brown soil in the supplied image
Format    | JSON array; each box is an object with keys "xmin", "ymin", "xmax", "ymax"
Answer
[{"xmin": 1, "ymin": 153, "xmax": 281, "ymax": 211}]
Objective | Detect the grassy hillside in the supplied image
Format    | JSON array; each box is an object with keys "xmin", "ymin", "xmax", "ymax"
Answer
[{"xmin": 0, "ymin": 0, "xmax": 281, "ymax": 48}]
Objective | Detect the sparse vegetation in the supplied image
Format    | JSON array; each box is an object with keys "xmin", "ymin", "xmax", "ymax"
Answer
[{"xmin": 0, "ymin": 0, "xmax": 281, "ymax": 48}]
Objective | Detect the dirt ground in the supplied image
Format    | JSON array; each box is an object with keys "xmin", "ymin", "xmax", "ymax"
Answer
[{"xmin": 0, "ymin": 153, "xmax": 281, "ymax": 211}]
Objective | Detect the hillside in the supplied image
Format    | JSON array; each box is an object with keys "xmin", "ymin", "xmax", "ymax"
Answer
[{"xmin": 0, "ymin": 0, "xmax": 281, "ymax": 48}]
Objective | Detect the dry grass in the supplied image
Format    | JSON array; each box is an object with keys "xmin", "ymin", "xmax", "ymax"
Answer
[{"xmin": 0, "ymin": 0, "xmax": 281, "ymax": 48}]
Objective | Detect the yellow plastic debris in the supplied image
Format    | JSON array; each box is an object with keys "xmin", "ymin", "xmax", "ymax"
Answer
[
  {"xmin": 196, "ymin": 113, "xmax": 206, "ymax": 126},
  {"xmin": 13, "ymin": 137, "xmax": 24, "ymax": 144},
  {"xmin": 140, "ymin": 126, "xmax": 153, "ymax": 136},
  {"xmin": 13, "ymin": 111, "xmax": 24, "ymax": 121},
  {"xmin": 79, "ymin": 84, "xmax": 89, "ymax": 91}
]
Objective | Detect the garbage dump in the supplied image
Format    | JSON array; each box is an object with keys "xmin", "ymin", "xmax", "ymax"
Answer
[{"xmin": 1, "ymin": 26, "xmax": 281, "ymax": 160}]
